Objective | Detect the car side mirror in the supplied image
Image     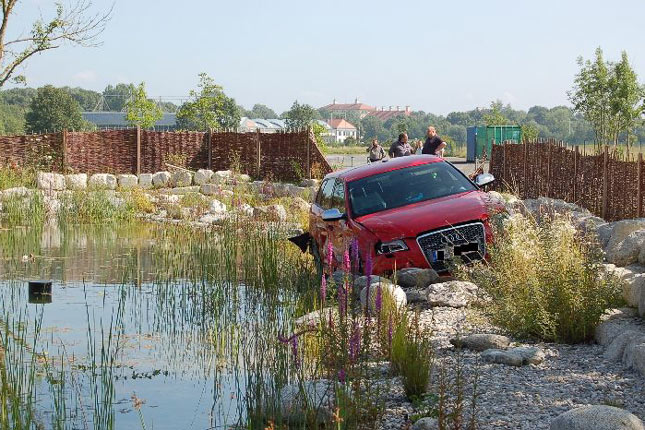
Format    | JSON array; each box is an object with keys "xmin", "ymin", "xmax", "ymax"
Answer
[
  {"xmin": 475, "ymin": 173, "xmax": 495, "ymax": 187},
  {"xmin": 322, "ymin": 208, "xmax": 346, "ymax": 221}
]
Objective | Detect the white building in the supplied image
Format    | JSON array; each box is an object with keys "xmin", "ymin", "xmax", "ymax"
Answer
[{"xmin": 327, "ymin": 119, "xmax": 357, "ymax": 144}]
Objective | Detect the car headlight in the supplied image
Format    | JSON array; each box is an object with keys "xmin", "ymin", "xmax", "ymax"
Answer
[{"xmin": 377, "ymin": 240, "xmax": 409, "ymax": 254}]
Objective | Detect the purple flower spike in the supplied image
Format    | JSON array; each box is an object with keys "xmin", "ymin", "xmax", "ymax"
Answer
[
  {"xmin": 291, "ymin": 335, "xmax": 299, "ymax": 369},
  {"xmin": 351, "ymin": 238, "xmax": 359, "ymax": 267},
  {"xmin": 375, "ymin": 284, "xmax": 382, "ymax": 314},
  {"xmin": 349, "ymin": 321, "xmax": 360, "ymax": 361},
  {"xmin": 338, "ymin": 285, "xmax": 346, "ymax": 316},
  {"xmin": 338, "ymin": 368, "xmax": 346, "ymax": 384},
  {"xmin": 343, "ymin": 249, "xmax": 351, "ymax": 273},
  {"xmin": 320, "ymin": 274, "xmax": 327, "ymax": 303},
  {"xmin": 327, "ymin": 240, "xmax": 334, "ymax": 267}
]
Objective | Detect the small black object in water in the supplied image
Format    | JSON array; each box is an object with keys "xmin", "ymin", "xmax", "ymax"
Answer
[{"xmin": 28, "ymin": 280, "xmax": 52, "ymax": 304}]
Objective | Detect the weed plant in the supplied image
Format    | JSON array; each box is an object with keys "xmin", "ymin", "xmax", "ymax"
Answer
[
  {"xmin": 390, "ymin": 312, "xmax": 432, "ymax": 399},
  {"xmin": 0, "ymin": 166, "xmax": 36, "ymax": 190},
  {"xmin": 465, "ymin": 213, "xmax": 624, "ymax": 343},
  {"xmin": 58, "ymin": 190, "xmax": 135, "ymax": 225},
  {"xmin": 1, "ymin": 193, "xmax": 45, "ymax": 227}
]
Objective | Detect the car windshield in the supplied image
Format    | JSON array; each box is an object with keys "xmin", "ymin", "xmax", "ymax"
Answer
[{"xmin": 347, "ymin": 162, "xmax": 476, "ymax": 217}]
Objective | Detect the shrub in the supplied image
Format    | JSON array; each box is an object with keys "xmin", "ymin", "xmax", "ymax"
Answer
[
  {"xmin": 466, "ymin": 213, "xmax": 623, "ymax": 343},
  {"xmin": 0, "ymin": 165, "xmax": 36, "ymax": 189},
  {"xmin": 127, "ymin": 188, "xmax": 156, "ymax": 214},
  {"xmin": 180, "ymin": 192, "xmax": 208, "ymax": 214},
  {"xmin": 58, "ymin": 190, "xmax": 134, "ymax": 224},
  {"xmin": 390, "ymin": 312, "xmax": 432, "ymax": 399}
]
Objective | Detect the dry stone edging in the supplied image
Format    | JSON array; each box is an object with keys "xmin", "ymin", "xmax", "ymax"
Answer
[
  {"xmin": 481, "ymin": 346, "xmax": 546, "ymax": 366},
  {"xmin": 450, "ymin": 333, "xmax": 511, "ymax": 351}
]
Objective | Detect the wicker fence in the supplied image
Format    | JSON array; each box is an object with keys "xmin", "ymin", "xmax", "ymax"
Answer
[
  {"xmin": 490, "ymin": 140, "xmax": 645, "ymax": 221},
  {"xmin": 0, "ymin": 128, "xmax": 332, "ymax": 181}
]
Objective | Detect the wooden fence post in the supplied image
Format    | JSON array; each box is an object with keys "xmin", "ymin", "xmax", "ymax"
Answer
[
  {"xmin": 61, "ymin": 129, "xmax": 67, "ymax": 172},
  {"xmin": 207, "ymin": 128, "xmax": 212, "ymax": 170},
  {"xmin": 602, "ymin": 145, "xmax": 609, "ymax": 219},
  {"xmin": 573, "ymin": 146, "xmax": 579, "ymax": 203},
  {"xmin": 638, "ymin": 152, "xmax": 643, "ymax": 218},
  {"xmin": 256, "ymin": 129, "xmax": 261, "ymax": 177},
  {"xmin": 136, "ymin": 125, "xmax": 141, "ymax": 175}
]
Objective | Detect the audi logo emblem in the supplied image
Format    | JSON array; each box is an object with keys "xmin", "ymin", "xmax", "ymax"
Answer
[{"xmin": 440, "ymin": 233, "xmax": 460, "ymax": 244}]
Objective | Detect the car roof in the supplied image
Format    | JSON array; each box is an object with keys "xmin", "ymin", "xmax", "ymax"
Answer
[{"xmin": 324, "ymin": 155, "xmax": 444, "ymax": 182}]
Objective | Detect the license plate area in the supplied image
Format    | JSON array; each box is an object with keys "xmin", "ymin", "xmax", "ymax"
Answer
[{"xmin": 417, "ymin": 223, "xmax": 486, "ymax": 272}]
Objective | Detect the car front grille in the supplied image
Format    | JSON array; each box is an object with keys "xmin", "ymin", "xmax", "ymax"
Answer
[{"xmin": 416, "ymin": 222, "xmax": 486, "ymax": 272}]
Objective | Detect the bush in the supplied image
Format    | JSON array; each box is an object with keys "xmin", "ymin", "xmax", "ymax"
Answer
[
  {"xmin": 58, "ymin": 190, "xmax": 135, "ymax": 224},
  {"xmin": 0, "ymin": 165, "xmax": 36, "ymax": 189},
  {"xmin": 467, "ymin": 213, "xmax": 623, "ymax": 343},
  {"xmin": 390, "ymin": 312, "xmax": 432, "ymax": 399}
]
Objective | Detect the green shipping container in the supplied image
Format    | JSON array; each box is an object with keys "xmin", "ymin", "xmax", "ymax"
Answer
[{"xmin": 474, "ymin": 125, "xmax": 522, "ymax": 159}]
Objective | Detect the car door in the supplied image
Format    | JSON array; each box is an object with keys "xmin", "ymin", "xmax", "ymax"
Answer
[{"xmin": 328, "ymin": 178, "xmax": 353, "ymax": 261}]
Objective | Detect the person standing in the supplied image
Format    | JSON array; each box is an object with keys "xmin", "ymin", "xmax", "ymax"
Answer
[
  {"xmin": 388, "ymin": 133, "xmax": 413, "ymax": 158},
  {"xmin": 366, "ymin": 139, "xmax": 386, "ymax": 162},
  {"xmin": 422, "ymin": 126, "xmax": 447, "ymax": 156}
]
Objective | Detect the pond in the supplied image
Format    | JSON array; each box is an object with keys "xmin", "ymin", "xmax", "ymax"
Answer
[{"xmin": 0, "ymin": 221, "xmax": 315, "ymax": 430}]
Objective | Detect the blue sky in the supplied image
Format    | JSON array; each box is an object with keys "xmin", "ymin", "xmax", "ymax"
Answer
[{"xmin": 12, "ymin": 0, "xmax": 645, "ymax": 114}]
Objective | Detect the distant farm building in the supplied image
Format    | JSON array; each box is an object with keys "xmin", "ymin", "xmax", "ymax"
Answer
[{"xmin": 82, "ymin": 112, "xmax": 177, "ymax": 130}]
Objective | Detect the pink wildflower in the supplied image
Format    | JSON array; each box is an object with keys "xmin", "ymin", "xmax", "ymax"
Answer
[{"xmin": 320, "ymin": 274, "xmax": 327, "ymax": 303}]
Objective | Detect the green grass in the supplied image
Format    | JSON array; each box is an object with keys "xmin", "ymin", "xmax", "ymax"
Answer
[
  {"xmin": 57, "ymin": 190, "xmax": 136, "ymax": 225},
  {"xmin": 322, "ymin": 146, "xmax": 367, "ymax": 155},
  {"xmin": 465, "ymin": 213, "xmax": 624, "ymax": 343},
  {"xmin": 0, "ymin": 166, "xmax": 36, "ymax": 190}
]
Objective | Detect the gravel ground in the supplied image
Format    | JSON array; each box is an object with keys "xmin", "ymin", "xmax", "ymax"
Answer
[{"xmin": 377, "ymin": 306, "xmax": 645, "ymax": 429}]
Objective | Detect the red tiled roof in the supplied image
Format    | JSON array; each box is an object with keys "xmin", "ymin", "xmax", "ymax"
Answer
[
  {"xmin": 322, "ymin": 103, "xmax": 376, "ymax": 111},
  {"xmin": 367, "ymin": 110, "xmax": 411, "ymax": 121},
  {"xmin": 327, "ymin": 119, "xmax": 356, "ymax": 130}
]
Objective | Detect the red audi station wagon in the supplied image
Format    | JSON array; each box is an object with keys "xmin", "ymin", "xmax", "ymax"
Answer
[{"xmin": 309, "ymin": 155, "xmax": 499, "ymax": 275}]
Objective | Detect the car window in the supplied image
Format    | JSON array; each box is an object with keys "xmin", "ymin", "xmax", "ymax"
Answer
[
  {"xmin": 315, "ymin": 179, "xmax": 328, "ymax": 206},
  {"xmin": 347, "ymin": 162, "xmax": 477, "ymax": 217},
  {"xmin": 331, "ymin": 179, "xmax": 346, "ymax": 212},
  {"xmin": 318, "ymin": 179, "xmax": 336, "ymax": 209}
]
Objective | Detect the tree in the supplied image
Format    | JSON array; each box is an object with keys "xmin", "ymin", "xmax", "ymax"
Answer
[
  {"xmin": 248, "ymin": 103, "xmax": 277, "ymax": 119},
  {"xmin": 125, "ymin": 82, "xmax": 163, "ymax": 129},
  {"xmin": 483, "ymin": 101, "xmax": 510, "ymax": 126},
  {"xmin": 284, "ymin": 100, "xmax": 316, "ymax": 130},
  {"xmin": 25, "ymin": 85, "xmax": 86, "ymax": 133},
  {"xmin": 607, "ymin": 51, "xmax": 645, "ymax": 145},
  {"xmin": 0, "ymin": 102, "xmax": 25, "ymax": 134},
  {"xmin": 176, "ymin": 73, "xmax": 240, "ymax": 131},
  {"xmin": 0, "ymin": 1, "xmax": 112, "ymax": 88},
  {"xmin": 62, "ymin": 86, "xmax": 101, "ymax": 110},
  {"xmin": 102, "ymin": 83, "xmax": 136, "ymax": 112},
  {"xmin": 520, "ymin": 122, "xmax": 539, "ymax": 141}
]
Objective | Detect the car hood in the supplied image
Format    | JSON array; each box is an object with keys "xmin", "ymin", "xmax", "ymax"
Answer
[{"xmin": 355, "ymin": 191, "xmax": 494, "ymax": 241}]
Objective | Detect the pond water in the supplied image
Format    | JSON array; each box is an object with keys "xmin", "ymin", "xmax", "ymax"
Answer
[{"xmin": 0, "ymin": 222, "xmax": 311, "ymax": 429}]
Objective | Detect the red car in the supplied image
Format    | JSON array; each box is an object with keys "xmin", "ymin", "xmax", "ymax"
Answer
[{"xmin": 309, "ymin": 155, "xmax": 500, "ymax": 276}]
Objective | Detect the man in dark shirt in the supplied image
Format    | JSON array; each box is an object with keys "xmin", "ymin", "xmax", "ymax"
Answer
[
  {"xmin": 422, "ymin": 126, "xmax": 447, "ymax": 156},
  {"xmin": 388, "ymin": 133, "xmax": 413, "ymax": 158}
]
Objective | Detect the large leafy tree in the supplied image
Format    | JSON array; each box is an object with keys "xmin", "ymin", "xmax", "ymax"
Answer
[
  {"xmin": 483, "ymin": 101, "xmax": 510, "ymax": 126},
  {"xmin": 102, "ymin": 83, "xmax": 136, "ymax": 112},
  {"xmin": 608, "ymin": 51, "xmax": 645, "ymax": 145},
  {"xmin": 125, "ymin": 82, "xmax": 163, "ymax": 128},
  {"xmin": 25, "ymin": 85, "xmax": 86, "ymax": 133},
  {"xmin": 248, "ymin": 103, "xmax": 277, "ymax": 119},
  {"xmin": 284, "ymin": 100, "xmax": 316, "ymax": 130},
  {"xmin": 176, "ymin": 73, "xmax": 240, "ymax": 131},
  {"xmin": 0, "ymin": 1, "xmax": 111, "ymax": 88}
]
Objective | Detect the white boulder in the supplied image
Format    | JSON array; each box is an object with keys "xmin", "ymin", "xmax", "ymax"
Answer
[
  {"xmin": 138, "ymin": 173, "xmax": 153, "ymax": 189},
  {"xmin": 152, "ymin": 171, "xmax": 171, "ymax": 188},
  {"xmin": 36, "ymin": 172, "xmax": 66, "ymax": 191},
  {"xmin": 117, "ymin": 174, "xmax": 138, "ymax": 189},
  {"xmin": 171, "ymin": 170, "xmax": 192, "ymax": 187},
  {"xmin": 209, "ymin": 199, "xmax": 227, "ymax": 214},
  {"xmin": 359, "ymin": 283, "xmax": 407, "ymax": 312},
  {"xmin": 65, "ymin": 174, "xmax": 87, "ymax": 190},
  {"xmin": 606, "ymin": 230, "xmax": 645, "ymax": 266},
  {"xmin": 550, "ymin": 405, "xmax": 644, "ymax": 430},
  {"xmin": 194, "ymin": 169, "xmax": 214, "ymax": 185},
  {"xmin": 88, "ymin": 173, "xmax": 117, "ymax": 190},
  {"xmin": 200, "ymin": 183, "xmax": 219, "ymax": 195}
]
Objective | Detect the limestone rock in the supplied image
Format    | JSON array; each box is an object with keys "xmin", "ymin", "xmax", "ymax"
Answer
[
  {"xmin": 450, "ymin": 334, "xmax": 511, "ymax": 352},
  {"xmin": 171, "ymin": 170, "xmax": 192, "ymax": 187},
  {"xmin": 294, "ymin": 307, "xmax": 335, "ymax": 327},
  {"xmin": 360, "ymin": 283, "xmax": 407, "ymax": 312},
  {"xmin": 254, "ymin": 204, "xmax": 287, "ymax": 222},
  {"xmin": 550, "ymin": 405, "xmax": 644, "ymax": 430},
  {"xmin": 622, "ymin": 334, "xmax": 645, "ymax": 370},
  {"xmin": 152, "ymin": 171, "xmax": 171, "ymax": 188},
  {"xmin": 236, "ymin": 173, "xmax": 251, "ymax": 183},
  {"xmin": 354, "ymin": 275, "xmax": 391, "ymax": 291},
  {"xmin": 412, "ymin": 417, "xmax": 439, "ymax": 430},
  {"xmin": 481, "ymin": 346, "xmax": 545, "ymax": 366},
  {"xmin": 65, "ymin": 174, "xmax": 87, "ymax": 190},
  {"xmin": 199, "ymin": 213, "xmax": 227, "ymax": 224},
  {"xmin": 606, "ymin": 230, "xmax": 645, "ymax": 266},
  {"xmin": 37, "ymin": 172, "xmax": 66, "ymax": 190},
  {"xmin": 235, "ymin": 203, "xmax": 254, "ymax": 217},
  {"xmin": 117, "ymin": 174, "xmax": 138, "ymax": 189},
  {"xmin": 88, "ymin": 173, "xmax": 117, "ymax": 190},
  {"xmin": 138, "ymin": 173, "xmax": 153, "ymax": 189},
  {"xmin": 1, "ymin": 187, "xmax": 31, "ymax": 199},
  {"xmin": 300, "ymin": 178, "xmax": 319, "ymax": 188},
  {"xmin": 167, "ymin": 186, "xmax": 200, "ymax": 195},
  {"xmin": 290, "ymin": 197, "xmax": 311, "ymax": 213},
  {"xmin": 595, "ymin": 308, "xmax": 641, "ymax": 347},
  {"xmin": 604, "ymin": 330, "xmax": 645, "ymax": 361},
  {"xmin": 200, "ymin": 183, "xmax": 220, "ymax": 195},
  {"xmin": 158, "ymin": 194, "xmax": 180, "ymax": 205},
  {"xmin": 425, "ymin": 281, "xmax": 479, "ymax": 308},
  {"xmin": 606, "ymin": 219, "xmax": 645, "ymax": 251},
  {"xmin": 209, "ymin": 199, "xmax": 227, "ymax": 214},
  {"xmin": 396, "ymin": 267, "xmax": 439, "ymax": 289},
  {"xmin": 194, "ymin": 169, "xmax": 214, "ymax": 185},
  {"xmin": 211, "ymin": 170, "xmax": 232, "ymax": 183}
]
